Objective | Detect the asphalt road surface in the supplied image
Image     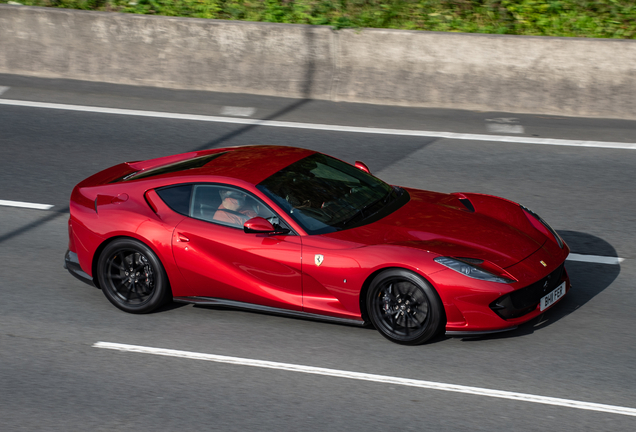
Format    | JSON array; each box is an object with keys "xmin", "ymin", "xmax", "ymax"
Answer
[{"xmin": 1, "ymin": 74, "xmax": 635, "ymax": 431}]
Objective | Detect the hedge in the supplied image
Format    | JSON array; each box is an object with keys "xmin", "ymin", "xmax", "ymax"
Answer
[{"xmin": 3, "ymin": 0, "xmax": 635, "ymax": 38}]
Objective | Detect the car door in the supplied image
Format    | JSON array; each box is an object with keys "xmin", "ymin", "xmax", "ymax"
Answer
[{"xmin": 171, "ymin": 184, "xmax": 303, "ymax": 311}]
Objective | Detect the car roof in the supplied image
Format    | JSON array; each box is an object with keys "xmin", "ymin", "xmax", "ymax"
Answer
[{"xmin": 135, "ymin": 145, "xmax": 316, "ymax": 186}]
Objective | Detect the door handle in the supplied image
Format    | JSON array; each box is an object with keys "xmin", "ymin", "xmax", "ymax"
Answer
[{"xmin": 178, "ymin": 233, "xmax": 190, "ymax": 242}]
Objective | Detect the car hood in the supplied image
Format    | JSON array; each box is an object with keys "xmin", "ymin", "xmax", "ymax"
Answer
[{"xmin": 324, "ymin": 188, "xmax": 546, "ymax": 268}]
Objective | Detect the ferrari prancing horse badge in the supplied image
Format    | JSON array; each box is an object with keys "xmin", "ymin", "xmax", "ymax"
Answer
[{"xmin": 315, "ymin": 254, "xmax": 324, "ymax": 266}]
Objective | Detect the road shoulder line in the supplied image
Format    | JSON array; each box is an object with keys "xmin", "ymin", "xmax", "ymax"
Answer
[{"xmin": 1, "ymin": 98, "xmax": 636, "ymax": 150}]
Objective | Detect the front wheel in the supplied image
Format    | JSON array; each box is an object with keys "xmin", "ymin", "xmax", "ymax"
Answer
[
  {"xmin": 97, "ymin": 238, "xmax": 171, "ymax": 314},
  {"xmin": 366, "ymin": 269, "xmax": 444, "ymax": 345}
]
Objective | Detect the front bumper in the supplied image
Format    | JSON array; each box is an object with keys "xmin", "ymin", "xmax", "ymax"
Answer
[
  {"xmin": 64, "ymin": 250, "xmax": 96, "ymax": 287},
  {"xmin": 490, "ymin": 263, "xmax": 566, "ymax": 320},
  {"xmin": 441, "ymin": 265, "xmax": 571, "ymax": 335}
]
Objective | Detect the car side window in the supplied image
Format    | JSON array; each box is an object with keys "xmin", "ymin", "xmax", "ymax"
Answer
[{"xmin": 190, "ymin": 184, "xmax": 290, "ymax": 231}]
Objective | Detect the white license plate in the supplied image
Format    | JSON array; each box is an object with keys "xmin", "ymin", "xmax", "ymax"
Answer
[{"xmin": 540, "ymin": 282, "xmax": 566, "ymax": 311}]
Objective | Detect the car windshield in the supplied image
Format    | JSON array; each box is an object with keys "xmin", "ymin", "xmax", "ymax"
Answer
[{"xmin": 257, "ymin": 153, "xmax": 404, "ymax": 234}]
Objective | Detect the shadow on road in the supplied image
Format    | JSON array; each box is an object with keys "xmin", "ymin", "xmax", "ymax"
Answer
[
  {"xmin": 0, "ymin": 205, "xmax": 70, "ymax": 245},
  {"xmin": 455, "ymin": 230, "xmax": 620, "ymax": 342}
]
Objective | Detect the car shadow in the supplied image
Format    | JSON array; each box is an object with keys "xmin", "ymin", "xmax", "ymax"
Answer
[{"xmin": 452, "ymin": 230, "xmax": 621, "ymax": 342}]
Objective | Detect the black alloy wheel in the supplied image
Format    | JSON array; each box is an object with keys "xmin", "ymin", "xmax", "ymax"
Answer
[
  {"xmin": 97, "ymin": 238, "xmax": 171, "ymax": 313},
  {"xmin": 367, "ymin": 269, "xmax": 444, "ymax": 345}
]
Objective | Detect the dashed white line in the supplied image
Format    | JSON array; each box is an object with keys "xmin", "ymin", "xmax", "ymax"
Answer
[
  {"xmin": 567, "ymin": 253, "xmax": 624, "ymax": 265},
  {"xmin": 221, "ymin": 106, "xmax": 255, "ymax": 117},
  {"xmin": 486, "ymin": 123, "xmax": 525, "ymax": 134},
  {"xmin": 485, "ymin": 118, "xmax": 525, "ymax": 134},
  {"xmin": 94, "ymin": 341, "xmax": 636, "ymax": 417},
  {"xmin": 1, "ymin": 99, "xmax": 635, "ymax": 150},
  {"xmin": 0, "ymin": 199, "xmax": 54, "ymax": 210},
  {"xmin": 0, "ymin": 86, "xmax": 10, "ymax": 96}
]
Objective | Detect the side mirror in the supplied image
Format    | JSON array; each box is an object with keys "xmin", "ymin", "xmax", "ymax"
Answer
[
  {"xmin": 355, "ymin": 161, "xmax": 371, "ymax": 174},
  {"xmin": 243, "ymin": 217, "xmax": 290, "ymax": 235},
  {"xmin": 244, "ymin": 217, "xmax": 274, "ymax": 233}
]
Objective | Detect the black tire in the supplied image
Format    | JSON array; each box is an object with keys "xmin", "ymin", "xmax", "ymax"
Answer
[
  {"xmin": 97, "ymin": 238, "xmax": 171, "ymax": 314},
  {"xmin": 366, "ymin": 269, "xmax": 444, "ymax": 345}
]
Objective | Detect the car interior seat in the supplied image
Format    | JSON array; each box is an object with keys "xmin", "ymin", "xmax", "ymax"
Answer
[{"xmin": 193, "ymin": 186, "xmax": 221, "ymax": 221}]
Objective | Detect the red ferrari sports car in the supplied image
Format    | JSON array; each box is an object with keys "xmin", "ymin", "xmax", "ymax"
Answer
[{"xmin": 65, "ymin": 145, "xmax": 570, "ymax": 344}]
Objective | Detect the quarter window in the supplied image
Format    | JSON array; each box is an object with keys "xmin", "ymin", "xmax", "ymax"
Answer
[{"xmin": 155, "ymin": 185, "xmax": 192, "ymax": 216}]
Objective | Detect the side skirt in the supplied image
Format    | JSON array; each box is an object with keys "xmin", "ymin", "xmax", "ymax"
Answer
[{"xmin": 173, "ymin": 296, "xmax": 367, "ymax": 327}]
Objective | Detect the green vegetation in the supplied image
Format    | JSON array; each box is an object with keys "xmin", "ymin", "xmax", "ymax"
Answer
[{"xmin": 3, "ymin": 0, "xmax": 635, "ymax": 38}]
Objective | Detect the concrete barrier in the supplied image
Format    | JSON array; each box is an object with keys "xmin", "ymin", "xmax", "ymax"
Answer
[{"xmin": 1, "ymin": 5, "xmax": 635, "ymax": 119}]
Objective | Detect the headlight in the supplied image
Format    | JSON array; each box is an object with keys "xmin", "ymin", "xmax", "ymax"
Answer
[
  {"xmin": 520, "ymin": 205, "xmax": 564, "ymax": 248},
  {"xmin": 434, "ymin": 257, "xmax": 515, "ymax": 283}
]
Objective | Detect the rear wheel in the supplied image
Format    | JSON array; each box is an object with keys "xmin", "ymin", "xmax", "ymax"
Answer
[
  {"xmin": 97, "ymin": 238, "xmax": 170, "ymax": 314},
  {"xmin": 367, "ymin": 269, "xmax": 444, "ymax": 345}
]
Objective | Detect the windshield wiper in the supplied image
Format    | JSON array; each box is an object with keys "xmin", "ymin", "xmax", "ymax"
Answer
[
  {"xmin": 383, "ymin": 186, "xmax": 402, "ymax": 203},
  {"xmin": 340, "ymin": 187, "xmax": 395, "ymax": 227}
]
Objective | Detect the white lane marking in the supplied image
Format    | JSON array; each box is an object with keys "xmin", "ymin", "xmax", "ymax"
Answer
[
  {"xmin": 486, "ymin": 118, "xmax": 525, "ymax": 134},
  {"xmin": 0, "ymin": 86, "xmax": 10, "ymax": 96},
  {"xmin": 0, "ymin": 199, "xmax": 54, "ymax": 210},
  {"xmin": 486, "ymin": 124, "xmax": 525, "ymax": 134},
  {"xmin": 567, "ymin": 253, "xmax": 624, "ymax": 265},
  {"xmin": 221, "ymin": 106, "xmax": 255, "ymax": 117},
  {"xmin": 94, "ymin": 341, "xmax": 636, "ymax": 417},
  {"xmin": 1, "ymin": 99, "xmax": 635, "ymax": 150}
]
